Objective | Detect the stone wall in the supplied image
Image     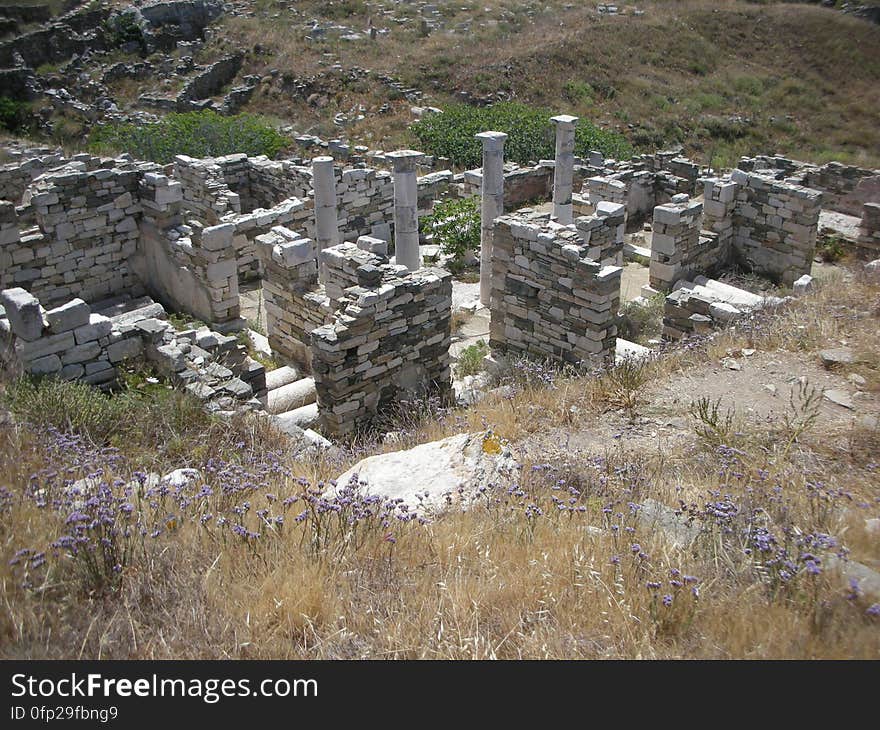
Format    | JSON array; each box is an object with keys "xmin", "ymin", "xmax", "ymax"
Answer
[
  {"xmin": 858, "ymin": 202, "xmax": 880, "ymax": 256},
  {"xmin": 0, "ymin": 151, "xmax": 244, "ymax": 331},
  {"xmin": 228, "ymin": 199, "xmax": 312, "ymax": 279},
  {"xmin": 662, "ymin": 277, "xmax": 778, "ymax": 341},
  {"xmin": 174, "ymin": 154, "xmax": 242, "ymax": 225},
  {"xmin": 0, "ymin": 151, "xmax": 68, "ymax": 204},
  {"xmin": 176, "ymin": 54, "xmax": 243, "ymax": 110},
  {"xmin": 644, "ymin": 169, "xmax": 822, "ymax": 291},
  {"xmin": 586, "ymin": 168, "xmax": 693, "ymax": 231},
  {"xmin": 255, "ymin": 227, "xmax": 331, "ymax": 369},
  {"xmin": 649, "ymin": 195, "xmax": 714, "ymax": 291},
  {"xmin": 731, "ymin": 169, "xmax": 823, "ymax": 285},
  {"xmin": 173, "ymin": 154, "xmax": 313, "ymax": 279},
  {"xmin": 488, "ymin": 213, "xmax": 621, "ymax": 366},
  {"xmin": 575, "ymin": 201, "xmax": 626, "ymax": 266},
  {"xmin": 804, "ymin": 164, "xmax": 880, "ymax": 218},
  {"xmin": 0, "ymin": 6, "xmax": 109, "ymax": 69},
  {"xmin": 0, "ymin": 160, "xmax": 145, "ymax": 307},
  {"xmin": 0, "ymin": 287, "xmax": 140, "ymax": 388},
  {"xmin": 462, "ymin": 162, "xmax": 586, "ymax": 213},
  {"xmin": 172, "ymin": 152, "xmax": 462, "ymax": 273},
  {"xmin": 137, "ymin": 171, "xmax": 242, "ymax": 329},
  {"xmin": 740, "ymin": 155, "xmax": 880, "ymax": 217},
  {"xmin": 311, "ymin": 243, "xmax": 452, "ymax": 437},
  {"xmin": 587, "ymin": 175, "xmax": 628, "ymax": 209},
  {"xmin": 1, "ymin": 285, "xmax": 265, "ymax": 405},
  {"xmin": 700, "ymin": 177, "xmax": 738, "ymax": 256}
]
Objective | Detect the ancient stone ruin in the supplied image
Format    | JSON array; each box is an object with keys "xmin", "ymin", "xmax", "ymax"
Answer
[{"xmin": 2, "ymin": 108, "xmax": 878, "ymax": 440}]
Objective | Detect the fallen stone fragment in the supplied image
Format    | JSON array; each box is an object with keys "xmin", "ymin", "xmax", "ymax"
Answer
[
  {"xmin": 819, "ymin": 347, "xmax": 854, "ymax": 368},
  {"xmin": 334, "ymin": 432, "xmax": 520, "ymax": 510},
  {"xmin": 823, "ymin": 389, "xmax": 854, "ymax": 409}
]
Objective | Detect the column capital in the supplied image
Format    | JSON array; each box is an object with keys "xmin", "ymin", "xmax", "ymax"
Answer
[
  {"xmin": 386, "ymin": 149, "xmax": 424, "ymax": 172},
  {"xmin": 475, "ymin": 131, "xmax": 508, "ymax": 150},
  {"xmin": 550, "ymin": 114, "xmax": 579, "ymax": 128}
]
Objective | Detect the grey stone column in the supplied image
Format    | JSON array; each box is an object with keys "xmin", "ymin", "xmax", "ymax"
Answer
[
  {"xmin": 312, "ymin": 156, "xmax": 338, "ymax": 282},
  {"xmin": 387, "ymin": 149, "xmax": 423, "ymax": 271},
  {"xmin": 551, "ymin": 114, "xmax": 579, "ymax": 225},
  {"xmin": 475, "ymin": 130, "xmax": 508, "ymax": 306}
]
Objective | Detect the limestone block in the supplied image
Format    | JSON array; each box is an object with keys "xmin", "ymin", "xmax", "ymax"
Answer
[
  {"xmin": 45, "ymin": 298, "xmax": 90, "ymax": 333},
  {"xmin": 1, "ymin": 287, "xmax": 43, "ymax": 341},
  {"xmin": 74, "ymin": 314, "xmax": 113, "ymax": 345},
  {"xmin": 61, "ymin": 341, "xmax": 102, "ymax": 365}
]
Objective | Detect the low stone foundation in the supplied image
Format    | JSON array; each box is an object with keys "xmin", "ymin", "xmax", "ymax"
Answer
[
  {"xmin": 310, "ymin": 243, "xmax": 452, "ymax": 437},
  {"xmin": 858, "ymin": 202, "xmax": 880, "ymax": 256},
  {"xmin": 488, "ymin": 213, "xmax": 621, "ymax": 367}
]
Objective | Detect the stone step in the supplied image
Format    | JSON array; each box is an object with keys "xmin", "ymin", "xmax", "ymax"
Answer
[
  {"xmin": 266, "ymin": 377, "xmax": 316, "ymax": 415},
  {"xmin": 93, "ymin": 295, "xmax": 157, "ymax": 319},
  {"xmin": 108, "ymin": 302, "xmax": 168, "ymax": 327},
  {"xmin": 692, "ymin": 276, "xmax": 765, "ymax": 309}
]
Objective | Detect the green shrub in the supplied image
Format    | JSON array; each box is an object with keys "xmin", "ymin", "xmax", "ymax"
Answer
[
  {"xmin": 103, "ymin": 10, "xmax": 144, "ymax": 50},
  {"xmin": 89, "ymin": 111, "xmax": 290, "ymax": 163},
  {"xmin": 455, "ymin": 339, "xmax": 489, "ymax": 378},
  {"xmin": 562, "ymin": 80, "xmax": 594, "ymax": 104},
  {"xmin": 0, "ymin": 96, "xmax": 32, "ymax": 134},
  {"xmin": 817, "ymin": 235, "xmax": 846, "ymax": 263},
  {"xmin": 618, "ymin": 293, "xmax": 664, "ymax": 344},
  {"xmin": 421, "ymin": 197, "xmax": 480, "ymax": 262},
  {"xmin": 411, "ymin": 101, "xmax": 632, "ymax": 168}
]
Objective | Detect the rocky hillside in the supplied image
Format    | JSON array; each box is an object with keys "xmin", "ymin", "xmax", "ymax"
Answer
[{"xmin": 1, "ymin": 1, "xmax": 879, "ymax": 167}]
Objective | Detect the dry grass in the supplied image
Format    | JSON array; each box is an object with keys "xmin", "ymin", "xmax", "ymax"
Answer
[
  {"xmin": 205, "ymin": 0, "xmax": 880, "ymax": 168},
  {"xmin": 1, "ymin": 265, "xmax": 879, "ymax": 659}
]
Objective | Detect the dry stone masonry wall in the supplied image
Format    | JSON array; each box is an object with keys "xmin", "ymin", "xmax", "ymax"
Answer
[
  {"xmin": 255, "ymin": 227, "xmax": 331, "ymax": 370},
  {"xmin": 647, "ymin": 170, "xmax": 822, "ymax": 291},
  {"xmin": 310, "ymin": 243, "xmax": 452, "ymax": 437},
  {"xmin": 649, "ymin": 195, "xmax": 708, "ymax": 290},
  {"xmin": 489, "ymin": 213, "xmax": 621, "ymax": 367},
  {"xmin": 1, "ymin": 158, "xmax": 146, "ymax": 307},
  {"xmin": 730, "ymin": 168, "xmax": 823, "ymax": 286},
  {"xmin": 0, "ymin": 287, "xmax": 135, "ymax": 387},
  {"xmin": 859, "ymin": 203, "xmax": 880, "ymax": 256}
]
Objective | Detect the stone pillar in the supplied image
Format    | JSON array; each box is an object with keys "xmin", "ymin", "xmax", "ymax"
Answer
[
  {"xmin": 386, "ymin": 149, "xmax": 422, "ymax": 271},
  {"xmin": 551, "ymin": 114, "xmax": 579, "ymax": 225},
  {"xmin": 475, "ymin": 131, "xmax": 508, "ymax": 306},
  {"xmin": 312, "ymin": 156, "xmax": 338, "ymax": 282}
]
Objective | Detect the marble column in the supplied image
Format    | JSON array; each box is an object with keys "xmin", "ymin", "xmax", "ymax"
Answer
[
  {"xmin": 312, "ymin": 155, "xmax": 338, "ymax": 282},
  {"xmin": 551, "ymin": 114, "xmax": 579, "ymax": 225},
  {"xmin": 386, "ymin": 149, "xmax": 423, "ymax": 271},
  {"xmin": 475, "ymin": 131, "xmax": 508, "ymax": 306}
]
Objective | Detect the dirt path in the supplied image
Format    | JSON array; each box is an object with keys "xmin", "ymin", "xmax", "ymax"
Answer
[{"xmin": 517, "ymin": 348, "xmax": 879, "ymax": 465}]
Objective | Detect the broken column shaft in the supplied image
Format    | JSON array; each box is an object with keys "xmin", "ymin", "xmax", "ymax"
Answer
[
  {"xmin": 387, "ymin": 149, "xmax": 423, "ymax": 271},
  {"xmin": 476, "ymin": 131, "xmax": 508, "ymax": 306},
  {"xmin": 551, "ymin": 114, "xmax": 579, "ymax": 225},
  {"xmin": 312, "ymin": 156, "xmax": 338, "ymax": 282}
]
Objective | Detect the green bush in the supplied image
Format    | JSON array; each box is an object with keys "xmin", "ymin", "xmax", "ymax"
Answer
[
  {"xmin": 89, "ymin": 111, "xmax": 290, "ymax": 163},
  {"xmin": 103, "ymin": 10, "xmax": 144, "ymax": 50},
  {"xmin": 411, "ymin": 101, "xmax": 632, "ymax": 168},
  {"xmin": 0, "ymin": 96, "xmax": 32, "ymax": 134},
  {"xmin": 817, "ymin": 235, "xmax": 846, "ymax": 263},
  {"xmin": 562, "ymin": 80, "xmax": 594, "ymax": 104},
  {"xmin": 455, "ymin": 339, "xmax": 489, "ymax": 378},
  {"xmin": 421, "ymin": 197, "xmax": 480, "ymax": 262}
]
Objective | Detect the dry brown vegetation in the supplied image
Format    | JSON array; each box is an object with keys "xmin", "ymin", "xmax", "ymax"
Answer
[
  {"xmin": 206, "ymin": 0, "xmax": 880, "ymax": 167},
  {"xmin": 1, "ymin": 264, "xmax": 879, "ymax": 659}
]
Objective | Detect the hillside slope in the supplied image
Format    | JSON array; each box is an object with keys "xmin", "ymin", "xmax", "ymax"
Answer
[{"xmin": 224, "ymin": 0, "xmax": 880, "ymax": 166}]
